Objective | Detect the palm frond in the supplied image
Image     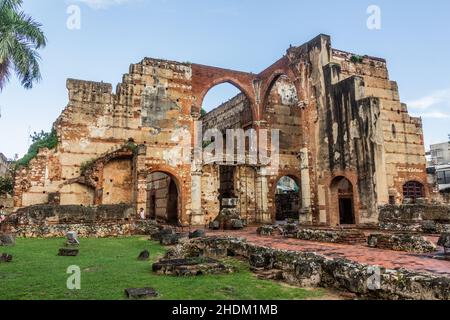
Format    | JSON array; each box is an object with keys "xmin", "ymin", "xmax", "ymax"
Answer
[
  {"xmin": 0, "ymin": 0, "xmax": 22, "ymax": 12},
  {"xmin": 0, "ymin": 58, "xmax": 11, "ymax": 90},
  {"xmin": 0, "ymin": 0, "xmax": 45, "ymax": 90},
  {"xmin": 9, "ymin": 10, "xmax": 47, "ymax": 48},
  {"xmin": 10, "ymin": 37, "xmax": 41, "ymax": 89}
]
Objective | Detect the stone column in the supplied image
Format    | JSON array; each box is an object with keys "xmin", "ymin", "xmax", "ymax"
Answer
[
  {"xmin": 255, "ymin": 167, "xmax": 271, "ymax": 223},
  {"xmin": 190, "ymin": 170, "xmax": 203, "ymax": 225},
  {"xmin": 299, "ymin": 148, "xmax": 313, "ymax": 224},
  {"xmin": 134, "ymin": 145, "xmax": 147, "ymax": 216}
]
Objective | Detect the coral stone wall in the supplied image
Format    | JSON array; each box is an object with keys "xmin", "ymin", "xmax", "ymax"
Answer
[{"xmin": 13, "ymin": 34, "xmax": 431, "ymax": 228}]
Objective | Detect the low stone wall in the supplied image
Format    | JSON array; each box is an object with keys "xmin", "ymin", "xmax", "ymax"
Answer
[
  {"xmin": 5, "ymin": 204, "xmax": 161, "ymax": 238},
  {"xmin": 178, "ymin": 236, "xmax": 450, "ymax": 300},
  {"xmin": 11, "ymin": 223, "xmax": 133, "ymax": 238},
  {"xmin": 296, "ymin": 228, "xmax": 366, "ymax": 245},
  {"xmin": 368, "ymin": 233, "xmax": 436, "ymax": 253},
  {"xmin": 257, "ymin": 225, "xmax": 366, "ymax": 245},
  {"xmin": 10, "ymin": 220, "xmax": 160, "ymax": 238},
  {"xmin": 10, "ymin": 204, "xmax": 134, "ymax": 225},
  {"xmin": 379, "ymin": 204, "xmax": 450, "ymax": 234}
]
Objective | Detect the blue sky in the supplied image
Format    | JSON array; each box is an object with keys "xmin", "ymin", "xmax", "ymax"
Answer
[{"xmin": 1, "ymin": 0, "xmax": 449, "ymax": 159}]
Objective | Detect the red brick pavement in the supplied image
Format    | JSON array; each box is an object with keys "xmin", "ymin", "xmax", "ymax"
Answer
[{"xmin": 206, "ymin": 228, "xmax": 450, "ymax": 277}]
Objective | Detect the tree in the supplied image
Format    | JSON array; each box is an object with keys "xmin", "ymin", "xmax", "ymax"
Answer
[{"xmin": 0, "ymin": 0, "xmax": 46, "ymax": 90}]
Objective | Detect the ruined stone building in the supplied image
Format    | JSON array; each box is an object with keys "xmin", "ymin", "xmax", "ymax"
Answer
[
  {"xmin": 14, "ymin": 34, "xmax": 430, "ymax": 227},
  {"xmin": 0, "ymin": 153, "xmax": 9, "ymax": 178}
]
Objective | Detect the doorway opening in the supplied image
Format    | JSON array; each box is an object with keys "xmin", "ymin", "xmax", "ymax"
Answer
[
  {"xmin": 331, "ymin": 176, "xmax": 356, "ymax": 225},
  {"xmin": 147, "ymin": 172, "xmax": 180, "ymax": 224},
  {"xmin": 275, "ymin": 176, "xmax": 300, "ymax": 221}
]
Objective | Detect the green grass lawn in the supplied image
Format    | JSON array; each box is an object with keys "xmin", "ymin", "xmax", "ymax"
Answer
[{"xmin": 0, "ymin": 237, "xmax": 326, "ymax": 300}]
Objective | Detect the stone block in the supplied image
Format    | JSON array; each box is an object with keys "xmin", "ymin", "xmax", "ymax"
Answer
[
  {"xmin": 368, "ymin": 233, "xmax": 436, "ymax": 253},
  {"xmin": 0, "ymin": 233, "xmax": 15, "ymax": 247},
  {"xmin": 138, "ymin": 250, "xmax": 150, "ymax": 261},
  {"xmin": 58, "ymin": 248, "xmax": 79, "ymax": 256},
  {"xmin": 189, "ymin": 229, "xmax": 206, "ymax": 239},
  {"xmin": 0, "ymin": 253, "xmax": 12, "ymax": 263},
  {"xmin": 125, "ymin": 288, "xmax": 159, "ymax": 299}
]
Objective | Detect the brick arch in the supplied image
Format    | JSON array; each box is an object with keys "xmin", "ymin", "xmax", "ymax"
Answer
[
  {"xmin": 191, "ymin": 64, "xmax": 258, "ymax": 121},
  {"xmin": 146, "ymin": 164, "xmax": 188, "ymax": 224},
  {"xmin": 259, "ymin": 56, "xmax": 300, "ymax": 118},
  {"xmin": 261, "ymin": 70, "xmax": 299, "ymax": 115}
]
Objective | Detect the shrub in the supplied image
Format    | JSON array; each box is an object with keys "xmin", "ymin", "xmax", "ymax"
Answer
[
  {"xmin": 0, "ymin": 176, "xmax": 14, "ymax": 196},
  {"xmin": 350, "ymin": 55, "xmax": 364, "ymax": 64},
  {"xmin": 15, "ymin": 129, "xmax": 58, "ymax": 168}
]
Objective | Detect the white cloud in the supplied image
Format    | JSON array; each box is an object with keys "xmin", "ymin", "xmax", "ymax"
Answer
[
  {"xmin": 72, "ymin": 0, "xmax": 137, "ymax": 10},
  {"xmin": 408, "ymin": 88, "xmax": 450, "ymax": 110}
]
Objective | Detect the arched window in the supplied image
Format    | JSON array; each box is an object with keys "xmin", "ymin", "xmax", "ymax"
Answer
[{"xmin": 403, "ymin": 181, "xmax": 424, "ymax": 202}]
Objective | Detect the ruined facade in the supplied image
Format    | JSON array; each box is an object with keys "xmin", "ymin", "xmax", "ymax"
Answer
[
  {"xmin": 0, "ymin": 153, "xmax": 9, "ymax": 178},
  {"xmin": 14, "ymin": 34, "xmax": 429, "ymax": 226}
]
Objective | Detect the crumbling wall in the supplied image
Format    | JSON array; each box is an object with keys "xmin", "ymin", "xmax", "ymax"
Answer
[
  {"xmin": 332, "ymin": 50, "xmax": 428, "ymax": 204},
  {"xmin": 12, "ymin": 34, "xmax": 430, "ymax": 229},
  {"xmin": 7, "ymin": 204, "xmax": 135, "ymax": 237},
  {"xmin": 15, "ymin": 58, "xmax": 196, "ymax": 223}
]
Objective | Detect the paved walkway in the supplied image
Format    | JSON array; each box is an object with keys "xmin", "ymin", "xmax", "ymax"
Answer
[{"xmin": 206, "ymin": 228, "xmax": 450, "ymax": 277}]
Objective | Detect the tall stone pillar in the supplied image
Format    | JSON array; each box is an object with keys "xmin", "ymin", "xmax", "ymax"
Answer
[
  {"xmin": 190, "ymin": 170, "xmax": 203, "ymax": 225},
  {"xmin": 255, "ymin": 167, "xmax": 271, "ymax": 223},
  {"xmin": 299, "ymin": 148, "xmax": 313, "ymax": 224},
  {"xmin": 134, "ymin": 145, "xmax": 147, "ymax": 216}
]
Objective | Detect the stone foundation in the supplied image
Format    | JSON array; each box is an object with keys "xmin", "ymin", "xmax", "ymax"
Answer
[
  {"xmin": 177, "ymin": 236, "xmax": 450, "ymax": 300},
  {"xmin": 367, "ymin": 233, "xmax": 436, "ymax": 253},
  {"xmin": 379, "ymin": 204, "xmax": 450, "ymax": 234},
  {"xmin": 152, "ymin": 257, "xmax": 234, "ymax": 276}
]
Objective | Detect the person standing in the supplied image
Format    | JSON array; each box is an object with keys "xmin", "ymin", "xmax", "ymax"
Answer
[{"xmin": 139, "ymin": 208, "xmax": 146, "ymax": 220}]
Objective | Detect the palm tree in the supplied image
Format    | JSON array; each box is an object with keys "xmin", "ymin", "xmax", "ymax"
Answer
[{"xmin": 0, "ymin": 0, "xmax": 46, "ymax": 90}]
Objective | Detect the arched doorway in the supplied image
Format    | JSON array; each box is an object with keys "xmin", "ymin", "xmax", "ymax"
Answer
[
  {"xmin": 147, "ymin": 172, "xmax": 181, "ymax": 224},
  {"xmin": 331, "ymin": 176, "xmax": 355, "ymax": 225},
  {"xmin": 403, "ymin": 181, "xmax": 424, "ymax": 203},
  {"xmin": 275, "ymin": 176, "xmax": 300, "ymax": 221}
]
